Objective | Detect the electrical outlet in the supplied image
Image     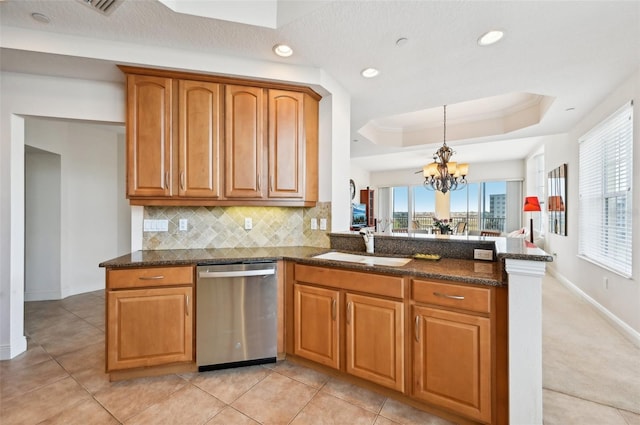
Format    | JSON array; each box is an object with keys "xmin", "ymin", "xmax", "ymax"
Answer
[
  {"xmin": 244, "ymin": 217, "xmax": 253, "ymax": 230},
  {"xmin": 320, "ymin": 218, "xmax": 327, "ymax": 230},
  {"xmin": 310, "ymin": 218, "xmax": 318, "ymax": 230},
  {"xmin": 474, "ymin": 249, "xmax": 494, "ymax": 261},
  {"xmin": 179, "ymin": 219, "xmax": 188, "ymax": 231}
]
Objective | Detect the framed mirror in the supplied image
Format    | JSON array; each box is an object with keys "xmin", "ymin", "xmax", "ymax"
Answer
[{"xmin": 548, "ymin": 163, "xmax": 567, "ymax": 235}]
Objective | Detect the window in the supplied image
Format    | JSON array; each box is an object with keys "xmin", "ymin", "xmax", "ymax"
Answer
[
  {"xmin": 377, "ymin": 180, "xmax": 522, "ymax": 233},
  {"xmin": 578, "ymin": 101, "xmax": 633, "ymax": 277}
]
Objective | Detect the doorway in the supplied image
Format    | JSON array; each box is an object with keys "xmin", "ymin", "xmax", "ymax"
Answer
[{"xmin": 23, "ymin": 117, "xmax": 130, "ymax": 300}]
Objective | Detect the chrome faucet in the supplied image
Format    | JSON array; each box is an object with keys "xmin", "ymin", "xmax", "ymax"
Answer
[{"xmin": 359, "ymin": 228, "xmax": 375, "ymax": 253}]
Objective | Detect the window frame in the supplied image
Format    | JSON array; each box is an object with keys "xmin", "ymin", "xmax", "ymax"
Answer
[{"xmin": 578, "ymin": 101, "xmax": 633, "ymax": 278}]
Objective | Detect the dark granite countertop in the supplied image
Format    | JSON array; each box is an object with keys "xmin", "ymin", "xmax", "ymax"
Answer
[{"xmin": 99, "ymin": 233, "xmax": 551, "ymax": 287}]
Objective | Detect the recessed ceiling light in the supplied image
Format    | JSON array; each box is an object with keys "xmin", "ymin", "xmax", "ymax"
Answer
[
  {"xmin": 31, "ymin": 12, "xmax": 50, "ymax": 24},
  {"xmin": 273, "ymin": 44, "xmax": 293, "ymax": 57},
  {"xmin": 477, "ymin": 30, "xmax": 504, "ymax": 46},
  {"xmin": 361, "ymin": 68, "xmax": 379, "ymax": 78}
]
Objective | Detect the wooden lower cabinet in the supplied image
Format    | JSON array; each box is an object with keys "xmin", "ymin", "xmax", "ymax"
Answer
[
  {"xmin": 293, "ymin": 283, "xmax": 340, "ymax": 369},
  {"xmin": 412, "ymin": 305, "xmax": 492, "ymax": 423},
  {"xmin": 107, "ymin": 286, "xmax": 193, "ymax": 371},
  {"xmin": 345, "ymin": 293, "xmax": 404, "ymax": 392}
]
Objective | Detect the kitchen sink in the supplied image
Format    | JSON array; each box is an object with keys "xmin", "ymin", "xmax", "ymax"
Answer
[{"xmin": 312, "ymin": 252, "xmax": 412, "ymax": 267}]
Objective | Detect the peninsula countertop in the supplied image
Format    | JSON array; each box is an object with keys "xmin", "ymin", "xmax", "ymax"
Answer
[{"xmin": 99, "ymin": 236, "xmax": 552, "ymax": 287}]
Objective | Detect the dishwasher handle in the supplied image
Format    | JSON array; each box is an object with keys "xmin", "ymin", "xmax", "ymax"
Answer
[{"xmin": 198, "ymin": 268, "xmax": 275, "ymax": 279}]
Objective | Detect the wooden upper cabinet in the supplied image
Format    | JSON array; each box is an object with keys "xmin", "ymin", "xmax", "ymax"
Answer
[
  {"xmin": 268, "ymin": 90, "xmax": 304, "ymax": 199},
  {"xmin": 121, "ymin": 66, "xmax": 320, "ymax": 206},
  {"xmin": 126, "ymin": 74, "xmax": 173, "ymax": 197},
  {"xmin": 178, "ymin": 80, "xmax": 223, "ymax": 198},
  {"xmin": 224, "ymin": 85, "xmax": 265, "ymax": 198}
]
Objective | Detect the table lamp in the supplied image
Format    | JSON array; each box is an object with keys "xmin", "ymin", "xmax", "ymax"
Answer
[{"xmin": 523, "ymin": 196, "xmax": 541, "ymax": 243}]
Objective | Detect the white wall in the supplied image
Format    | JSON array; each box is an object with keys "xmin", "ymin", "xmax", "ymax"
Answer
[
  {"xmin": 545, "ymin": 68, "xmax": 640, "ymax": 338},
  {"xmin": 25, "ymin": 147, "xmax": 62, "ymax": 301},
  {"xmin": 24, "ymin": 118, "xmax": 129, "ymax": 297},
  {"xmin": 369, "ymin": 159, "xmax": 527, "ymax": 189}
]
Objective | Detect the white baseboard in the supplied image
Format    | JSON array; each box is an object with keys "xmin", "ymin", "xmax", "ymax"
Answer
[
  {"xmin": 548, "ymin": 269, "xmax": 640, "ymax": 348},
  {"xmin": 0, "ymin": 336, "xmax": 27, "ymax": 360},
  {"xmin": 24, "ymin": 289, "xmax": 61, "ymax": 302}
]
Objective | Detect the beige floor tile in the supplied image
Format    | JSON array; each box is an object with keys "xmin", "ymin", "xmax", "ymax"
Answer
[
  {"xmin": 72, "ymin": 365, "xmax": 112, "ymax": 395},
  {"xmin": 321, "ymin": 377, "xmax": 387, "ymax": 413},
  {"xmin": 38, "ymin": 322, "xmax": 104, "ymax": 357},
  {"xmin": 55, "ymin": 340, "xmax": 104, "ymax": 374},
  {"xmin": 0, "ymin": 358, "xmax": 69, "ymax": 401},
  {"xmin": 619, "ymin": 409, "xmax": 640, "ymax": 425},
  {"xmin": 190, "ymin": 365, "xmax": 272, "ymax": 404},
  {"xmin": 94, "ymin": 374, "xmax": 188, "ymax": 422},
  {"xmin": 39, "ymin": 398, "xmax": 119, "ymax": 425},
  {"xmin": 374, "ymin": 416, "xmax": 400, "ymax": 425},
  {"xmin": 206, "ymin": 406, "xmax": 260, "ymax": 425},
  {"xmin": 125, "ymin": 384, "xmax": 225, "ymax": 425},
  {"xmin": 379, "ymin": 399, "xmax": 456, "ymax": 425},
  {"xmin": 0, "ymin": 344, "xmax": 51, "ymax": 373},
  {"xmin": 25, "ymin": 308, "xmax": 80, "ymax": 338},
  {"xmin": 0, "ymin": 376, "xmax": 91, "ymax": 425},
  {"xmin": 232, "ymin": 372, "xmax": 317, "ymax": 424},
  {"xmin": 266, "ymin": 360, "xmax": 330, "ymax": 388},
  {"xmin": 543, "ymin": 389, "xmax": 631, "ymax": 424},
  {"xmin": 291, "ymin": 391, "xmax": 377, "ymax": 425}
]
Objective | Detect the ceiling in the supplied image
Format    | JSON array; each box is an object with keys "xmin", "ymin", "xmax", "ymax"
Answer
[{"xmin": 1, "ymin": 0, "xmax": 639, "ymax": 173}]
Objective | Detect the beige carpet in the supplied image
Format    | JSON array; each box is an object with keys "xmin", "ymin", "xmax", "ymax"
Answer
[{"xmin": 542, "ymin": 274, "xmax": 640, "ymax": 415}]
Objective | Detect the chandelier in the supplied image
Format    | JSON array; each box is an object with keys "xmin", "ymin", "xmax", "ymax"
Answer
[{"xmin": 422, "ymin": 105, "xmax": 469, "ymax": 194}]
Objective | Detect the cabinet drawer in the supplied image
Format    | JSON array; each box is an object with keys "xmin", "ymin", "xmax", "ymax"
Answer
[
  {"xmin": 295, "ymin": 264, "xmax": 404, "ymax": 298},
  {"xmin": 107, "ymin": 266, "xmax": 194, "ymax": 289},
  {"xmin": 412, "ymin": 279, "xmax": 491, "ymax": 314}
]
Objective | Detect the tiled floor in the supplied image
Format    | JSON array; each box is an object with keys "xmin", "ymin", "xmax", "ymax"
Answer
[
  {"xmin": 2, "ymin": 275, "xmax": 640, "ymax": 424},
  {"xmin": 1, "ymin": 290, "xmax": 452, "ymax": 425}
]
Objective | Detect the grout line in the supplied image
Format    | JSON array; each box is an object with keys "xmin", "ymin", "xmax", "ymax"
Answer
[{"xmin": 542, "ymin": 387, "xmax": 639, "ymax": 414}]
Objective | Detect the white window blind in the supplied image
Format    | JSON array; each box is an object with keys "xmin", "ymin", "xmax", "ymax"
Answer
[{"xmin": 578, "ymin": 101, "xmax": 633, "ymax": 277}]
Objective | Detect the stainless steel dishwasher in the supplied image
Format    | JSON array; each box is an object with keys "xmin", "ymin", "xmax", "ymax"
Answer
[{"xmin": 196, "ymin": 261, "xmax": 277, "ymax": 372}]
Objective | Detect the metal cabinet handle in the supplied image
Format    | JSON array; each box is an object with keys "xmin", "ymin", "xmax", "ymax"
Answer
[
  {"xmin": 180, "ymin": 171, "xmax": 185, "ymax": 190},
  {"xmin": 185, "ymin": 295, "xmax": 190, "ymax": 316},
  {"xmin": 415, "ymin": 316, "xmax": 420, "ymax": 342},
  {"xmin": 164, "ymin": 171, "xmax": 170, "ymax": 190},
  {"xmin": 433, "ymin": 292, "xmax": 465, "ymax": 300},
  {"xmin": 270, "ymin": 176, "xmax": 274, "ymax": 192},
  {"xmin": 257, "ymin": 174, "xmax": 261, "ymax": 191},
  {"xmin": 139, "ymin": 275, "xmax": 164, "ymax": 280},
  {"xmin": 331, "ymin": 298, "xmax": 336, "ymax": 321},
  {"xmin": 346, "ymin": 301, "xmax": 352, "ymax": 325}
]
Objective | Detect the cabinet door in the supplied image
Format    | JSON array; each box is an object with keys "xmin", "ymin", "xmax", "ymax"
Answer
[
  {"xmin": 224, "ymin": 85, "xmax": 265, "ymax": 198},
  {"xmin": 107, "ymin": 286, "xmax": 193, "ymax": 371},
  {"xmin": 127, "ymin": 74, "xmax": 173, "ymax": 197},
  {"xmin": 346, "ymin": 293, "xmax": 405, "ymax": 392},
  {"xmin": 412, "ymin": 305, "xmax": 491, "ymax": 423},
  {"xmin": 178, "ymin": 80, "xmax": 223, "ymax": 198},
  {"xmin": 293, "ymin": 284, "xmax": 340, "ymax": 369},
  {"xmin": 268, "ymin": 90, "xmax": 304, "ymax": 199}
]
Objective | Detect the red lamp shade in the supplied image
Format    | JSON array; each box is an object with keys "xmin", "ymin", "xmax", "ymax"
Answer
[{"xmin": 523, "ymin": 196, "xmax": 541, "ymax": 212}]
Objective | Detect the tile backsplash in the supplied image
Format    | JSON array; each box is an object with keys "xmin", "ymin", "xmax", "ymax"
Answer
[{"xmin": 143, "ymin": 202, "xmax": 331, "ymax": 250}]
